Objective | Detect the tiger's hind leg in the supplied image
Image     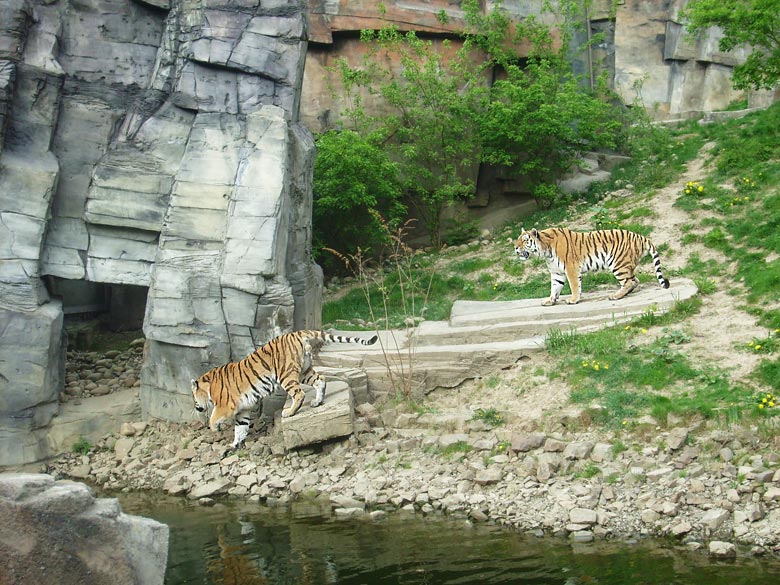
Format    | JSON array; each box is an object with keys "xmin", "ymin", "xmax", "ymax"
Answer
[
  {"xmin": 610, "ymin": 266, "xmax": 640, "ymax": 300},
  {"xmin": 301, "ymin": 367, "xmax": 326, "ymax": 408}
]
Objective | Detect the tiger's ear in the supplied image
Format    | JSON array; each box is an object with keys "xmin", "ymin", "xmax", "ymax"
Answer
[
  {"xmin": 531, "ymin": 228, "xmax": 539, "ymax": 238},
  {"xmin": 191, "ymin": 378, "xmax": 197, "ymax": 389}
]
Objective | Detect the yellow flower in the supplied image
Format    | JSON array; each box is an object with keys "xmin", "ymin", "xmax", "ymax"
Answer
[
  {"xmin": 756, "ymin": 345, "xmax": 762, "ymax": 350},
  {"xmin": 759, "ymin": 403, "xmax": 765, "ymax": 409},
  {"xmin": 698, "ymin": 186, "xmax": 704, "ymax": 192},
  {"xmin": 621, "ymin": 420, "xmax": 627, "ymax": 426},
  {"xmin": 749, "ymin": 341, "xmax": 755, "ymax": 346},
  {"xmin": 763, "ymin": 397, "xmax": 768, "ymax": 403},
  {"xmin": 594, "ymin": 364, "xmax": 600, "ymax": 371},
  {"xmin": 641, "ymin": 328, "xmax": 647, "ymax": 334},
  {"xmin": 771, "ymin": 402, "xmax": 776, "ymax": 408},
  {"xmin": 604, "ymin": 364, "xmax": 609, "ymax": 370}
]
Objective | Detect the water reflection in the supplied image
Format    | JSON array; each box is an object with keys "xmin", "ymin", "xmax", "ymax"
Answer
[{"xmin": 117, "ymin": 493, "xmax": 780, "ymax": 585}]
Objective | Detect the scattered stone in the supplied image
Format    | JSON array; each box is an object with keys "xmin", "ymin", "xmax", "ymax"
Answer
[
  {"xmin": 708, "ymin": 541, "xmax": 736, "ymax": 558},
  {"xmin": 569, "ymin": 508, "xmax": 597, "ymax": 525},
  {"xmin": 188, "ymin": 479, "xmax": 232, "ymax": 500},
  {"xmin": 667, "ymin": 428, "xmax": 688, "ymax": 451},
  {"xmin": 511, "ymin": 433, "xmax": 545, "ymax": 452}
]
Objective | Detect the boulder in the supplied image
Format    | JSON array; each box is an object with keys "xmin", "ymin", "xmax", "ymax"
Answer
[{"xmin": 0, "ymin": 473, "xmax": 168, "ymax": 585}]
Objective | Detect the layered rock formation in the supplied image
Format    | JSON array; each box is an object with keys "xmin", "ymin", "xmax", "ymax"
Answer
[
  {"xmin": 0, "ymin": 472, "xmax": 169, "ymax": 585},
  {"xmin": 0, "ymin": 0, "xmax": 321, "ymax": 466}
]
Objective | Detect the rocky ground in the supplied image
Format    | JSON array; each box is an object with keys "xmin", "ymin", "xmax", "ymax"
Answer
[
  {"xmin": 49, "ymin": 380, "xmax": 780, "ymax": 560},
  {"xmin": 61, "ymin": 341, "xmax": 143, "ymax": 401}
]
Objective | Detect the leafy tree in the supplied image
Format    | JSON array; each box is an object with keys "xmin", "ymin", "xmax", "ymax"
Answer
[
  {"xmin": 465, "ymin": 0, "xmax": 622, "ymax": 207},
  {"xmin": 682, "ymin": 0, "xmax": 780, "ymax": 90},
  {"xmin": 333, "ymin": 26, "xmax": 482, "ymax": 247},
  {"xmin": 313, "ymin": 130, "xmax": 405, "ymax": 273},
  {"xmin": 323, "ymin": 0, "xmax": 625, "ymax": 241},
  {"xmin": 476, "ymin": 61, "xmax": 621, "ymax": 207}
]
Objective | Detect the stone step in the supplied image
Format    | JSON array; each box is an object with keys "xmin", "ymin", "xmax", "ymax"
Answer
[
  {"xmin": 414, "ymin": 278, "xmax": 696, "ymax": 345},
  {"xmin": 316, "ymin": 278, "xmax": 699, "ymax": 397},
  {"xmin": 280, "ymin": 380, "xmax": 354, "ymax": 450}
]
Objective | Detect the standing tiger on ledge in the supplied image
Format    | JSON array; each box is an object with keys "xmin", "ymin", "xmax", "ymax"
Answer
[
  {"xmin": 191, "ymin": 330, "xmax": 378, "ymax": 449},
  {"xmin": 514, "ymin": 227, "xmax": 670, "ymax": 306}
]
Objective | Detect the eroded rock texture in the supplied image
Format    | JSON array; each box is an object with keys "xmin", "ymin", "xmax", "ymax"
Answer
[
  {"xmin": 0, "ymin": 472, "xmax": 169, "ymax": 585},
  {"xmin": 0, "ymin": 0, "xmax": 321, "ymax": 465}
]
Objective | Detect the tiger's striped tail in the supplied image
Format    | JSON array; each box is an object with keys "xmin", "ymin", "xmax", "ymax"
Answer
[
  {"xmin": 321, "ymin": 331, "xmax": 379, "ymax": 345},
  {"xmin": 648, "ymin": 244, "xmax": 670, "ymax": 289}
]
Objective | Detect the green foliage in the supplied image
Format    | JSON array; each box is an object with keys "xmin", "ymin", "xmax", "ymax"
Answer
[
  {"xmin": 72, "ymin": 437, "xmax": 91, "ymax": 455},
  {"xmin": 682, "ymin": 0, "xmax": 780, "ymax": 90},
  {"xmin": 439, "ymin": 441, "xmax": 473, "ymax": 458},
  {"xmin": 471, "ymin": 407, "xmax": 504, "ymax": 427},
  {"xmin": 476, "ymin": 60, "xmax": 621, "ymax": 208},
  {"xmin": 313, "ymin": 130, "xmax": 405, "ymax": 273},
  {"xmin": 325, "ymin": 0, "xmax": 629, "ymax": 246},
  {"xmin": 334, "ymin": 26, "xmax": 482, "ymax": 247}
]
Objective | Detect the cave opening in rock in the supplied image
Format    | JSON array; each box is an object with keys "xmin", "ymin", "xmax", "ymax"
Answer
[{"xmin": 45, "ymin": 278, "xmax": 148, "ymax": 401}]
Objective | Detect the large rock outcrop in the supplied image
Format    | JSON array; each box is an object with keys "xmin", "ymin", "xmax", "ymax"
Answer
[
  {"xmin": 0, "ymin": 0, "xmax": 321, "ymax": 466},
  {"xmin": 0, "ymin": 472, "xmax": 168, "ymax": 585}
]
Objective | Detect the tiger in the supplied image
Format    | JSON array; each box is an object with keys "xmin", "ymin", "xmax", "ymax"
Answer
[
  {"xmin": 191, "ymin": 329, "xmax": 378, "ymax": 449},
  {"xmin": 514, "ymin": 227, "xmax": 670, "ymax": 306}
]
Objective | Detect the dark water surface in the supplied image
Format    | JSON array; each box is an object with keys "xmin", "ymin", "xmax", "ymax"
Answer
[{"xmin": 118, "ymin": 493, "xmax": 780, "ymax": 585}]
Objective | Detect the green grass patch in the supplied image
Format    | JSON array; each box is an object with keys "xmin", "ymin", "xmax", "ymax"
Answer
[{"xmin": 471, "ymin": 407, "xmax": 504, "ymax": 427}]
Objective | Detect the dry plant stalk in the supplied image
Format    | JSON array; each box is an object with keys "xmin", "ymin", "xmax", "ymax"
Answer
[{"xmin": 326, "ymin": 214, "xmax": 439, "ymax": 399}]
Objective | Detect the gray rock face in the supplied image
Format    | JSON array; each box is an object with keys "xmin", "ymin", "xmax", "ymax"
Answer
[
  {"xmin": 0, "ymin": 0, "xmax": 321, "ymax": 465},
  {"xmin": 0, "ymin": 472, "xmax": 168, "ymax": 585}
]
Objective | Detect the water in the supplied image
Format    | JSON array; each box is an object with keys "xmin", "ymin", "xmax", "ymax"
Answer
[{"xmin": 118, "ymin": 493, "xmax": 780, "ymax": 585}]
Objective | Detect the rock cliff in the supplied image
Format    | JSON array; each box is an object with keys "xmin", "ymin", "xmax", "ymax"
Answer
[{"xmin": 0, "ymin": 0, "xmax": 321, "ymax": 466}]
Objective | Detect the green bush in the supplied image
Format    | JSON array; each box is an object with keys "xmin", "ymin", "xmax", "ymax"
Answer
[{"xmin": 313, "ymin": 130, "xmax": 406, "ymax": 274}]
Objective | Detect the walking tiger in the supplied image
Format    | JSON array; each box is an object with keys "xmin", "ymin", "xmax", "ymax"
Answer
[
  {"xmin": 191, "ymin": 330, "xmax": 378, "ymax": 449},
  {"xmin": 514, "ymin": 227, "xmax": 670, "ymax": 306}
]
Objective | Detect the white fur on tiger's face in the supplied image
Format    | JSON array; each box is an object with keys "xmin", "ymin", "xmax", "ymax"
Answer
[
  {"xmin": 191, "ymin": 377, "xmax": 212, "ymax": 414},
  {"xmin": 514, "ymin": 228, "xmax": 542, "ymax": 260}
]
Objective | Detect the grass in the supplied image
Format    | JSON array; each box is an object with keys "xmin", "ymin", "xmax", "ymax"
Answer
[
  {"xmin": 471, "ymin": 407, "xmax": 504, "ymax": 427},
  {"xmin": 322, "ymin": 102, "xmax": 780, "ymax": 432},
  {"xmin": 72, "ymin": 437, "xmax": 91, "ymax": 455}
]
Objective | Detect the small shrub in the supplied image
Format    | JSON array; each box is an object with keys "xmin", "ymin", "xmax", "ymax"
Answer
[
  {"xmin": 471, "ymin": 407, "xmax": 504, "ymax": 427},
  {"xmin": 72, "ymin": 437, "xmax": 91, "ymax": 455}
]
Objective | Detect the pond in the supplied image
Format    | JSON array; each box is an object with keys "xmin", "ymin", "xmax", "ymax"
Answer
[{"xmin": 117, "ymin": 493, "xmax": 780, "ymax": 585}]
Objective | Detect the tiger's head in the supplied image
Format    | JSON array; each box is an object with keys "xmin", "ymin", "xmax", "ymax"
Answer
[
  {"xmin": 514, "ymin": 228, "xmax": 541, "ymax": 260},
  {"xmin": 191, "ymin": 375, "xmax": 212, "ymax": 414}
]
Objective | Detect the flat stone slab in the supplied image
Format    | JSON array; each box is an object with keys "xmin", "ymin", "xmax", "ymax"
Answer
[
  {"xmin": 280, "ymin": 380, "xmax": 354, "ymax": 450},
  {"xmin": 449, "ymin": 277, "xmax": 698, "ymax": 327},
  {"xmin": 48, "ymin": 388, "xmax": 141, "ymax": 454},
  {"xmin": 316, "ymin": 278, "xmax": 699, "ymax": 396}
]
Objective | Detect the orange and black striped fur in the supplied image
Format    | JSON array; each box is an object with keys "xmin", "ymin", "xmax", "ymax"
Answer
[
  {"xmin": 514, "ymin": 227, "xmax": 669, "ymax": 306},
  {"xmin": 191, "ymin": 330, "xmax": 377, "ymax": 449}
]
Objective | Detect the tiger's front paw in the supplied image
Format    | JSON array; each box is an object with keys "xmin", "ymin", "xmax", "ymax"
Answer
[
  {"xmin": 542, "ymin": 299, "xmax": 555, "ymax": 306},
  {"xmin": 310, "ymin": 398, "xmax": 323, "ymax": 408},
  {"xmin": 566, "ymin": 298, "xmax": 580, "ymax": 305},
  {"xmin": 281, "ymin": 407, "xmax": 294, "ymax": 418}
]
